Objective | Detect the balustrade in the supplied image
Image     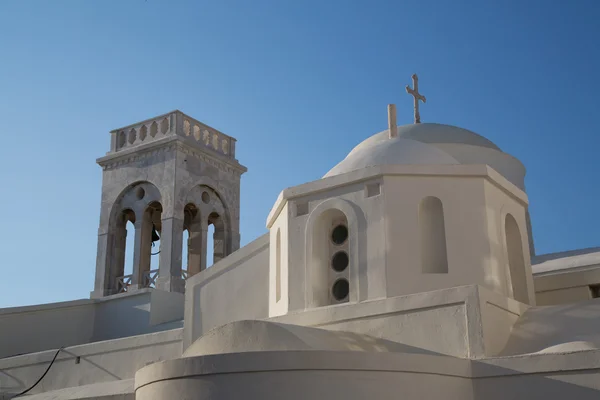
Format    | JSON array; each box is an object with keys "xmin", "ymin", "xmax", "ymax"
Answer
[
  {"xmin": 116, "ymin": 268, "xmax": 189, "ymax": 293},
  {"xmin": 117, "ymin": 274, "xmax": 133, "ymax": 293},
  {"xmin": 109, "ymin": 110, "xmax": 236, "ymax": 159}
]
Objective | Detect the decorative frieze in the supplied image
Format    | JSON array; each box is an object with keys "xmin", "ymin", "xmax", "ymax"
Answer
[{"xmin": 99, "ymin": 140, "xmax": 245, "ymax": 178}]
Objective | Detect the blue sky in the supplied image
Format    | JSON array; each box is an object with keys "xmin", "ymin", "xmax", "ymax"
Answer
[{"xmin": 1, "ymin": 1, "xmax": 599, "ymax": 307}]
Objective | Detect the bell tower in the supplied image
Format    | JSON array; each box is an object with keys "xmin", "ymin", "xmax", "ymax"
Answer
[{"xmin": 91, "ymin": 110, "xmax": 247, "ymax": 298}]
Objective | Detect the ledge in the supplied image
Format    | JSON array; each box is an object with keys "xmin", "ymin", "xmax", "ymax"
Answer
[{"xmin": 266, "ymin": 164, "xmax": 528, "ymax": 228}]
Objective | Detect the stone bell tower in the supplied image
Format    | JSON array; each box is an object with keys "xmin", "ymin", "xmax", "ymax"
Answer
[{"xmin": 91, "ymin": 110, "xmax": 247, "ymax": 298}]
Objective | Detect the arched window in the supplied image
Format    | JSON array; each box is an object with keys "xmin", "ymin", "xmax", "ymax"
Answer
[
  {"xmin": 276, "ymin": 228, "xmax": 281, "ymax": 302},
  {"xmin": 505, "ymin": 214, "xmax": 528, "ymax": 303},
  {"xmin": 419, "ymin": 196, "xmax": 448, "ymax": 273}
]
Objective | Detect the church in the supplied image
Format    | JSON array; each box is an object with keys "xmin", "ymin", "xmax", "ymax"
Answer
[{"xmin": 1, "ymin": 75, "xmax": 600, "ymax": 399}]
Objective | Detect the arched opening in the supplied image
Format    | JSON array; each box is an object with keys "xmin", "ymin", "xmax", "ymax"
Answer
[
  {"xmin": 182, "ymin": 185, "xmax": 232, "ymax": 276},
  {"xmin": 114, "ymin": 209, "xmax": 135, "ymax": 293},
  {"xmin": 124, "ymin": 221, "xmax": 135, "ymax": 277},
  {"xmin": 419, "ymin": 196, "xmax": 448, "ymax": 273},
  {"xmin": 182, "ymin": 229, "xmax": 190, "ymax": 274},
  {"xmin": 310, "ymin": 209, "xmax": 350, "ymax": 307},
  {"xmin": 207, "ymin": 212, "xmax": 223, "ymax": 268},
  {"xmin": 276, "ymin": 228, "xmax": 281, "ymax": 302},
  {"xmin": 505, "ymin": 213, "xmax": 528, "ymax": 303}
]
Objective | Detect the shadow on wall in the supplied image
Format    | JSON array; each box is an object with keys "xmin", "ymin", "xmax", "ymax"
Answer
[{"xmin": 499, "ymin": 298, "xmax": 600, "ymax": 356}]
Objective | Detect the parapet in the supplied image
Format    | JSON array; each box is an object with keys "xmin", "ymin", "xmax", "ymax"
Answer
[{"xmin": 106, "ymin": 110, "xmax": 237, "ymax": 160}]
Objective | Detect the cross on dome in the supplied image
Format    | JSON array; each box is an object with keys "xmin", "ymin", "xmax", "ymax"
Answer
[{"xmin": 406, "ymin": 74, "xmax": 426, "ymax": 124}]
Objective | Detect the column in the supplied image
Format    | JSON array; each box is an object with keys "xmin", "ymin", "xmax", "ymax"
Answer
[
  {"xmin": 91, "ymin": 232, "xmax": 110, "ymax": 298},
  {"xmin": 130, "ymin": 219, "xmax": 145, "ymax": 290},
  {"xmin": 138, "ymin": 211, "xmax": 154, "ymax": 288},
  {"xmin": 156, "ymin": 216, "xmax": 185, "ymax": 293},
  {"xmin": 213, "ymin": 229, "xmax": 226, "ymax": 264},
  {"xmin": 188, "ymin": 218, "xmax": 208, "ymax": 276}
]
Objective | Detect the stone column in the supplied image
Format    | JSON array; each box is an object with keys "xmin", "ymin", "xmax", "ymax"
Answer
[
  {"xmin": 138, "ymin": 211, "xmax": 154, "ymax": 288},
  {"xmin": 130, "ymin": 219, "xmax": 145, "ymax": 290},
  {"xmin": 91, "ymin": 232, "xmax": 110, "ymax": 298},
  {"xmin": 230, "ymin": 230, "xmax": 241, "ymax": 254},
  {"xmin": 115, "ymin": 226, "xmax": 127, "ymax": 288},
  {"xmin": 213, "ymin": 229, "xmax": 225, "ymax": 264},
  {"xmin": 187, "ymin": 218, "xmax": 208, "ymax": 276},
  {"xmin": 156, "ymin": 216, "xmax": 185, "ymax": 293}
]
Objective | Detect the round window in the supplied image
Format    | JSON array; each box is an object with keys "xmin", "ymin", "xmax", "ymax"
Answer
[
  {"xmin": 331, "ymin": 251, "xmax": 349, "ymax": 272},
  {"xmin": 331, "ymin": 224, "xmax": 348, "ymax": 245},
  {"xmin": 332, "ymin": 279, "xmax": 350, "ymax": 301}
]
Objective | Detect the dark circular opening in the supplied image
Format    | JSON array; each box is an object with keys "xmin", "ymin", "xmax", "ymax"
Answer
[
  {"xmin": 201, "ymin": 191, "xmax": 210, "ymax": 204},
  {"xmin": 331, "ymin": 251, "xmax": 349, "ymax": 272},
  {"xmin": 331, "ymin": 224, "xmax": 348, "ymax": 245},
  {"xmin": 136, "ymin": 187, "xmax": 145, "ymax": 200},
  {"xmin": 332, "ymin": 279, "xmax": 349, "ymax": 301}
]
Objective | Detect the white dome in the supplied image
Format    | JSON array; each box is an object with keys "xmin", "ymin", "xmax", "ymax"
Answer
[
  {"xmin": 348, "ymin": 123, "xmax": 501, "ymax": 158},
  {"xmin": 324, "ymin": 123, "xmax": 526, "ymax": 191},
  {"xmin": 324, "ymin": 137, "xmax": 459, "ymax": 178}
]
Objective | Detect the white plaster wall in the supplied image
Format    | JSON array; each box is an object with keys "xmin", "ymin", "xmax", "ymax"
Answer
[
  {"xmin": 0, "ymin": 328, "xmax": 182, "ymax": 396},
  {"xmin": 135, "ymin": 352, "xmax": 473, "ymax": 400},
  {"xmin": 534, "ymin": 267, "xmax": 600, "ymax": 306},
  {"xmin": 472, "ymin": 352, "xmax": 600, "ymax": 398},
  {"xmin": 536, "ymin": 286, "xmax": 592, "ymax": 306},
  {"xmin": 269, "ymin": 203, "xmax": 289, "ymax": 317},
  {"xmin": 476, "ymin": 285, "xmax": 529, "ymax": 357},
  {"xmin": 134, "ymin": 349, "xmax": 600, "ymax": 400},
  {"xmin": 383, "ymin": 175, "xmax": 490, "ymax": 297},
  {"xmin": 92, "ymin": 290, "xmax": 184, "ymax": 342},
  {"xmin": 482, "ymin": 179, "xmax": 535, "ymax": 304},
  {"xmin": 0, "ymin": 300, "xmax": 95, "ymax": 359},
  {"xmin": 270, "ymin": 285, "xmax": 482, "ymax": 358},
  {"xmin": 183, "ymin": 234, "xmax": 270, "ymax": 350},
  {"xmin": 0, "ymin": 290, "xmax": 184, "ymax": 359},
  {"xmin": 499, "ymin": 298, "xmax": 600, "ymax": 356}
]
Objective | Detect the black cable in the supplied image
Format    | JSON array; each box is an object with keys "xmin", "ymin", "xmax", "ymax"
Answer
[
  {"xmin": 151, "ymin": 241, "xmax": 160, "ymax": 256},
  {"xmin": 15, "ymin": 346, "xmax": 64, "ymax": 397}
]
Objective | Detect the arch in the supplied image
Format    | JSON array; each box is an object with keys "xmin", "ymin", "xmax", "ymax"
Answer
[
  {"xmin": 505, "ymin": 213, "xmax": 528, "ymax": 303},
  {"xmin": 305, "ymin": 198, "xmax": 362, "ymax": 308},
  {"xmin": 103, "ymin": 181, "xmax": 162, "ymax": 294},
  {"xmin": 112, "ymin": 208, "xmax": 135, "ymax": 293},
  {"xmin": 419, "ymin": 196, "xmax": 448, "ymax": 273},
  {"xmin": 183, "ymin": 183, "xmax": 233, "ymax": 276},
  {"xmin": 107, "ymin": 181, "xmax": 163, "ymax": 228}
]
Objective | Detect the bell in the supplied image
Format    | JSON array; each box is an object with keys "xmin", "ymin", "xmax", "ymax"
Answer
[{"xmin": 151, "ymin": 224, "xmax": 160, "ymax": 243}]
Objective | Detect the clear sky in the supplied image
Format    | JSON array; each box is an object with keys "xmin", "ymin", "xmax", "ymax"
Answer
[{"xmin": 1, "ymin": 0, "xmax": 599, "ymax": 307}]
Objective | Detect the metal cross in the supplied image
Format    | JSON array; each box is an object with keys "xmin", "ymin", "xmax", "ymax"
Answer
[{"xmin": 405, "ymin": 74, "xmax": 426, "ymax": 124}]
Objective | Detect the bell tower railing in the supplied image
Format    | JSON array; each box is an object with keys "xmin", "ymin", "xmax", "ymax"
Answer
[{"xmin": 116, "ymin": 269, "xmax": 189, "ymax": 293}]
